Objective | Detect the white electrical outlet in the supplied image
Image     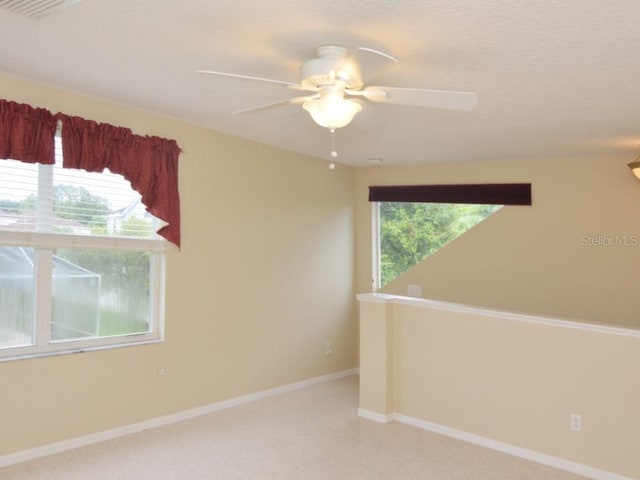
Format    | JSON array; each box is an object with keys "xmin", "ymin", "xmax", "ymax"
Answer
[{"xmin": 570, "ymin": 413, "xmax": 582, "ymax": 432}]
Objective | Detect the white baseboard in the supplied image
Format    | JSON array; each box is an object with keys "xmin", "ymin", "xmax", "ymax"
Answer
[
  {"xmin": 357, "ymin": 410, "xmax": 631, "ymax": 480},
  {"xmin": 0, "ymin": 368, "xmax": 358, "ymax": 469},
  {"xmin": 357, "ymin": 408, "xmax": 392, "ymax": 424}
]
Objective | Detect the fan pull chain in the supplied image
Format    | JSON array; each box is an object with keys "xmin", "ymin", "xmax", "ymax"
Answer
[{"xmin": 329, "ymin": 128, "xmax": 337, "ymax": 170}]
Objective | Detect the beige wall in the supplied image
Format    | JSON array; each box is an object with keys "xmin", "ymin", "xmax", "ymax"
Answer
[
  {"xmin": 356, "ymin": 157, "xmax": 640, "ymax": 327},
  {"xmin": 3, "ymin": 68, "xmax": 639, "ymax": 465},
  {"xmin": 0, "ymin": 74, "xmax": 357, "ymax": 455},
  {"xmin": 358, "ymin": 295, "xmax": 640, "ymax": 479}
]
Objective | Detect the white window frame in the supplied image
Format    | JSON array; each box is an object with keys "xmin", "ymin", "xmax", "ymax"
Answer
[
  {"xmin": 371, "ymin": 202, "xmax": 381, "ymax": 291},
  {"xmin": 0, "ymin": 162, "xmax": 166, "ymax": 362}
]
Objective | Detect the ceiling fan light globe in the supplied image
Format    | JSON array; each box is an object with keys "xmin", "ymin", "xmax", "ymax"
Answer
[
  {"xmin": 628, "ymin": 161, "xmax": 640, "ymax": 180},
  {"xmin": 303, "ymin": 97, "xmax": 362, "ymax": 129}
]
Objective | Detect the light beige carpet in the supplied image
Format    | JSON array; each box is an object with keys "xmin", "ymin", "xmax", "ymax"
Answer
[{"xmin": 1, "ymin": 375, "xmax": 587, "ymax": 479}]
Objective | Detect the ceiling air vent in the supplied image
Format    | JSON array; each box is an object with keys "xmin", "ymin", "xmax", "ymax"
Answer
[{"xmin": 0, "ymin": 0, "xmax": 84, "ymax": 18}]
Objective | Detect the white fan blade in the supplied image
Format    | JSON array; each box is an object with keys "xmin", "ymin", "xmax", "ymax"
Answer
[
  {"xmin": 361, "ymin": 86, "xmax": 478, "ymax": 111},
  {"xmin": 233, "ymin": 95, "xmax": 319, "ymax": 115},
  {"xmin": 356, "ymin": 46, "xmax": 399, "ymax": 63},
  {"xmin": 197, "ymin": 70, "xmax": 300, "ymax": 88}
]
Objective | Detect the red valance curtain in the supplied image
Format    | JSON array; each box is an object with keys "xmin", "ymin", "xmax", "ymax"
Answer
[
  {"xmin": 0, "ymin": 99, "xmax": 57, "ymax": 164},
  {"xmin": 56, "ymin": 114, "xmax": 182, "ymax": 247},
  {"xmin": 0, "ymin": 99, "xmax": 182, "ymax": 247}
]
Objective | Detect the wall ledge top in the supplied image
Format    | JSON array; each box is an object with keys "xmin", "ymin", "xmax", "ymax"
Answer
[{"xmin": 356, "ymin": 293, "xmax": 640, "ymax": 338}]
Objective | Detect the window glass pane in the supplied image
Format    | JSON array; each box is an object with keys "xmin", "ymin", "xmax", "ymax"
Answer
[
  {"xmin": 378, "ymin": 203, "xmax": 501, "ymax": 287},
  {"xmin": 51, "ymin": 139, "xmax": 160, "ymax": 239},
  {"xmin": 52, "ymin": 248, "xmax": 151, "ymax": 341},
  {"xmin": 0, "ymin": 247, "xmax": 35, "ymax": 348},
  {"xmin": 0, "ymin": 139, "xmax": 160, "ymax": 238},
  {"xmin": 0, "ymin": 159, "xmax": 39, "ymax": 232}
]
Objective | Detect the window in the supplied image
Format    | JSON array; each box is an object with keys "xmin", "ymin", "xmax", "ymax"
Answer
[
  {"xmin": 369, "ymin": 184, "xmax": 532, "ymax": 289},
  {"xmin": 373, "ymin": 202, "xmax": 501, "ymax": 287},
  {"xmin": 0, "ymin": 137, "xmax": 165, "ymax": 360}
]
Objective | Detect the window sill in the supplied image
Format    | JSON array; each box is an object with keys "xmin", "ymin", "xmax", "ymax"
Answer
[{"xmin": 0, "ymin": 338, "xmax": 164, "ymax": 363}]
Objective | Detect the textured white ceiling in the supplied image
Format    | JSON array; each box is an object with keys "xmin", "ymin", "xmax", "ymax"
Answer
[{"xmin": 1, "ymin": 0, "xmax": 640, "ymax": 167}]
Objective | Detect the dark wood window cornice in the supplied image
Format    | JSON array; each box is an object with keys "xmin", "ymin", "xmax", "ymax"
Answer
[{"xmin": 369, "ymin": 183, "xmax": 532, "ymax": 205}]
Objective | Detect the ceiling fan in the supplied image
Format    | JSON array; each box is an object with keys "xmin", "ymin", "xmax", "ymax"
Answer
[{"xmin": 198, "ymin": 45, "xmax": 478, "ymax": 130}]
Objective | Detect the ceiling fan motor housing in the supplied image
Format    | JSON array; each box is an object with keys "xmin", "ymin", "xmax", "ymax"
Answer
[{"xmin": 299, "ymin": 45, "xmax": 363, "ymax": 91}]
